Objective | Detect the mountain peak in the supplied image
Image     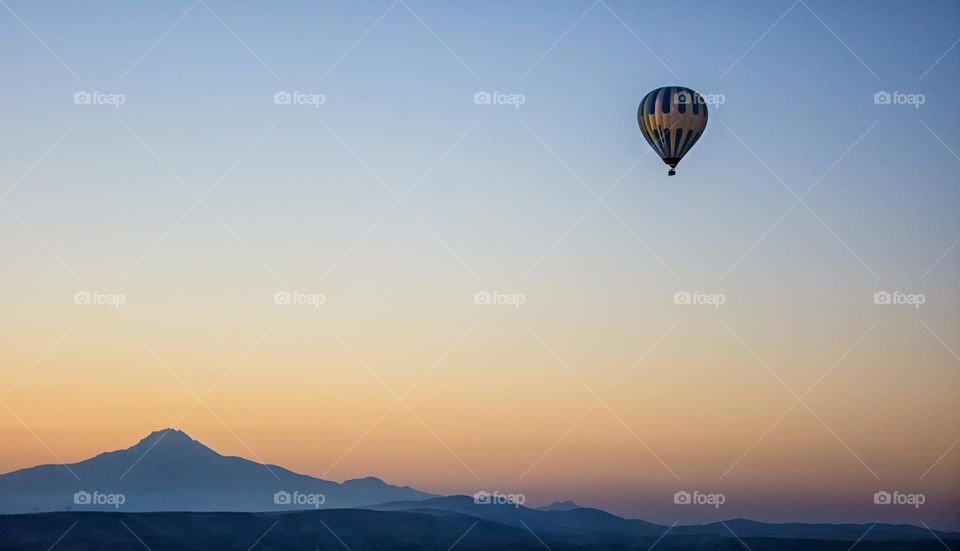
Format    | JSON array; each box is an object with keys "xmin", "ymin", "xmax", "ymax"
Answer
[
  {"xmin": 142, "ymin": 428, "xmax": 189, "ymax": 440},
  {"xmin": 345, "ymin": 476, "xmax": 385, "ymax": 484},
  {"xmin": 539, "ymin": 500, "xmax": 580, "ymax": 511},
  {"xmin": 123, "ymin": 428, "xmax": 218, "ymax": 459},
  {"xmin": 135, "ymin": 428, "xmax": 197, "ymax": 447}
]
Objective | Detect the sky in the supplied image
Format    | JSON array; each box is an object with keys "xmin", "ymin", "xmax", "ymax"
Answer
[{"xmin": 1, "ymin": 0, "xmax": 958, "ymax": 529}]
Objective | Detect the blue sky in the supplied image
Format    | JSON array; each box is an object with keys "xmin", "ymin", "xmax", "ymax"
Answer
[{"xmin": 2, "ymin": 0, "xmax": 958, "ymax": 286}]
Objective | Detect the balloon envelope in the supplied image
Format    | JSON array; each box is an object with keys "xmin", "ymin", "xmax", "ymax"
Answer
[{"xmin": 637, "ymin": 86, "xmax": 708, "ymax": 175}]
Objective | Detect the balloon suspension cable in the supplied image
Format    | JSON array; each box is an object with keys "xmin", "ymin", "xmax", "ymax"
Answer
[{"xmin": 668, "ymin": 168, "xmax": 676, "ymax": 176}]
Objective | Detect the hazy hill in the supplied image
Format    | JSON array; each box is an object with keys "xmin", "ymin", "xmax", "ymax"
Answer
[
  {"xmin": 0, "ymin": 429, "xmax": 433, "ymax": 513},
  {"xmin": 539, "ymin": 500, "xmax": 581, "ymax": 511}
]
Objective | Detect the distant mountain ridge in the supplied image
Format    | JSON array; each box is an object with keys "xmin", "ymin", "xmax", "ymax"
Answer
[
  {"xmin": 0, "ymin": 428, "xmax": 434, "ymax": 513},
  {"xmin": 367, "ymin": 495, "xmax": 665, "ymax": 536}
]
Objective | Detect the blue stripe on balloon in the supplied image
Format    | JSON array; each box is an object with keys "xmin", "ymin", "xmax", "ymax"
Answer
[
  {"xmin": 679, "ymin": 128, "xmax": 694, "ymax": 157},
  {"xmin": 654, "ymin": 127, "xmax": 666, "ymax": 156}
]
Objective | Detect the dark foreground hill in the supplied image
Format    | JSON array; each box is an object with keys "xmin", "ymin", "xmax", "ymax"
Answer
[
  {"xmin": 367, "ymin": 495, "xmax": 960, "ymax": 543},
  {"xmin": 0, "ymin": 510, "xmax": 957, "ymax": 551}
]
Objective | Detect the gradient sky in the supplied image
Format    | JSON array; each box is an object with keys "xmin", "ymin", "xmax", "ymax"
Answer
[{"xmin": 1, "ymin": 0, "xmax": 958, "ymax": 529}]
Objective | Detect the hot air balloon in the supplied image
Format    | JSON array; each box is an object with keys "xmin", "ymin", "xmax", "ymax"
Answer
[{"xmin": 637, "ymin": 86, "xmax": 708, "ymax": 176}]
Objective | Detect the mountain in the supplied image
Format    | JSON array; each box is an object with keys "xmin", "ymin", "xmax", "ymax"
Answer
[
  {"xmin": 0, "ymin": 428, "xmax": 434, "ymax": 513},
  {"xmin": 1, "ymin": 510, "xmax": 958, "ymax": 551},
  {"xmin": 539, "ymin": 499, "xmax": 581, "ymax": 511}
]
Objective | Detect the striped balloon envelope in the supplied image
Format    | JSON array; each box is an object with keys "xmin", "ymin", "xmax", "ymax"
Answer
[{"xmin": 637, "ymin": 86, "xmax": 708, "ymax": 176}]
